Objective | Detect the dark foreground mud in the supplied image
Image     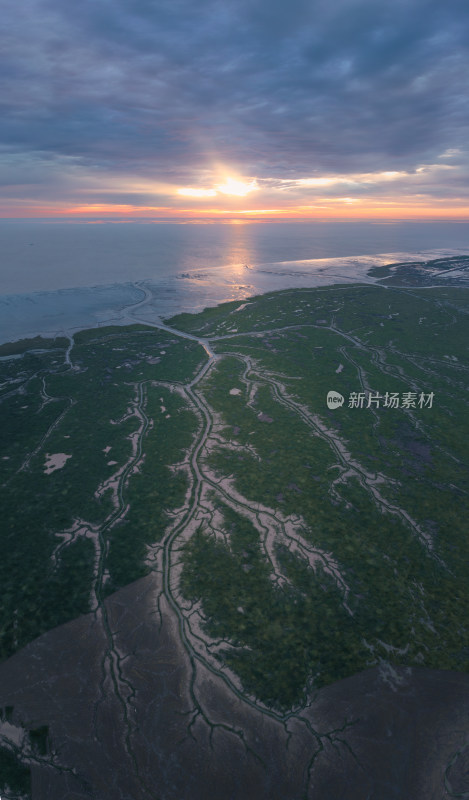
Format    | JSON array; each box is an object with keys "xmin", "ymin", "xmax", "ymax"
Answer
[{"xmin": 0, "ymin": 572, "xmax": 468, "ymax": 800}]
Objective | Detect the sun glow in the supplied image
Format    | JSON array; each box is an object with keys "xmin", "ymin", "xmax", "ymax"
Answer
[
  {"xmin": 9, "ymin": 162, "xmax": 469, "ymax": 221},
  {"xmin": 176, "ymin": 173, "xmax": 258, "ymax": 200},
  {"xmin": 215, "ymin": 177, "xmax": 258, "ymax": 196},
  {"xmin": 177, "ymin": 187, "xmax": 217, "ymax": 197}
]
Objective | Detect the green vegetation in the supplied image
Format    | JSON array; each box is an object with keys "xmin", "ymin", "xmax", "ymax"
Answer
[
  {"xmin": 0, "ymin": 326, "xmax": 203, "ymax": 661},
  {"xmin": 1, "ymin": 279, "xmax": 469, "ymax": 712},
  {"xmin": 181, "ymin": 506, "xmax": 362, "ymax": 709},
  {"xmin": 0, "ymin": 715, "xmax": 48, "ymax": 798},
  {"xmin": 0, "ymin": 335, "xmax": 68, "ymax": 357},
  {"xmin": 177, "ymin": 284, "xmax": 469, "ymax": 706},
  {"xmin": 0, "ymin": 746, "xmax": 31, "ymax": 798},
  {"xmin": 105, "ymin": 384, "xmax": 197, "ymax": 594},
  {"xmin": 368, "ymin": 254, "xmax": 469, "ymax": 286},
  {"xmin": 29, "ymin": 725, "xmax": 49, "ymax": 756}
]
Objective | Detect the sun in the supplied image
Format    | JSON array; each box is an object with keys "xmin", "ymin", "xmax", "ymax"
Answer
[
  {"xmin": 215, "ymin": 176, "xmax": 257, "ymax": 196},
  {"xmin": 175, "ymin": 172, "xmax": 258, "ymax": 200}
]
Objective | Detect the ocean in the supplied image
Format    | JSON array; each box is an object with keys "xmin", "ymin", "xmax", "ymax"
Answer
[{"xmin": 1, "ymin": 219, "xmax": 468, "ymax": 344}]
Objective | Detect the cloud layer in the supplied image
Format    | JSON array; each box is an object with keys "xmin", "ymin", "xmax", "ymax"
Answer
[{"xmin": 1, "ymin": 0, "xmax": 469, "ymax": 217}]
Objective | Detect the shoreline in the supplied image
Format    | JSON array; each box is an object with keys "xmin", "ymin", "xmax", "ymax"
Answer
[{"xmin": 1, "ymin": 248, "xmax": 469, "ymax": 346}]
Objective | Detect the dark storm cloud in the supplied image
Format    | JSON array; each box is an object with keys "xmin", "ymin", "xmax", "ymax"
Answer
[{"xmin": 1, "ymin": 0, "xmax": 469, "ymax": 184}]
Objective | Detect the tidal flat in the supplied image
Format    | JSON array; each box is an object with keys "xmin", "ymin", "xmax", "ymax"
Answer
[{"xmin": 1, "ymin": 270, "xmax": 469, "ymax": 799}]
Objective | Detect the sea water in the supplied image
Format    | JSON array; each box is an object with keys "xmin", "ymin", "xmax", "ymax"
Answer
[{"xmin": 1, "ymin": 220, "xmax": 468, "ymax": 344}]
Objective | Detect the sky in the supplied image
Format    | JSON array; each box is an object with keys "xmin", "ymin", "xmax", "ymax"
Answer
[{"xmin": 2, "ymin": 0, "xmax": 469, "ymax": 221}]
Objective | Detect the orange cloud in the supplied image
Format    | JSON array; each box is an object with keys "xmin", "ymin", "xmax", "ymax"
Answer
[{"xmin": 1, "ymin": 197, "xmax": 469, "ymax": 221}]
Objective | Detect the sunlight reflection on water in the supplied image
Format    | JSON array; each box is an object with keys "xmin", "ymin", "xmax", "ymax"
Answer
[{"xmin": 1, "ymin": 247, "xmax": 468, "ymax": 344}]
